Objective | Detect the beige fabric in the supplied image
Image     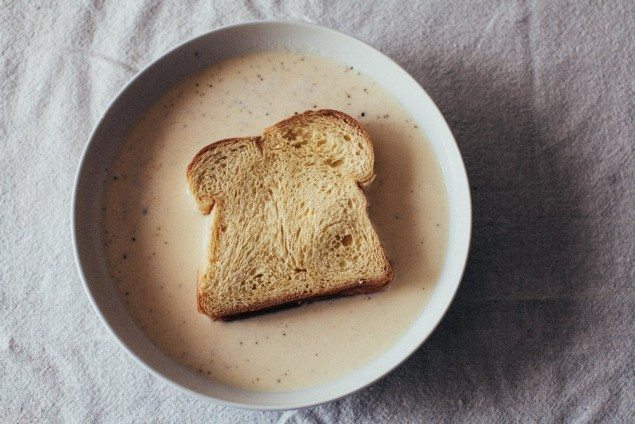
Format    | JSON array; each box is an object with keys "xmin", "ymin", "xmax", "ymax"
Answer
[{"xmin": 1, "ymin": 1, "xmax": 632, "ymax": 422}]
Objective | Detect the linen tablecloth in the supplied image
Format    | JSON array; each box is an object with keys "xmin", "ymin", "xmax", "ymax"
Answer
[{"xmin": 1, "ymin": 1, "xmax": 633, "ymax": 422}]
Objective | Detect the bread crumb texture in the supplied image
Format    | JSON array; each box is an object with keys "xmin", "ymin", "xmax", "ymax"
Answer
[{"xmin": 186, "ymin": 110, "xmax": 393, "ymax": 319}]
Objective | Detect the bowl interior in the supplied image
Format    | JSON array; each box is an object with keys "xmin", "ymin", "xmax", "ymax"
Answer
[{"xmin": 73, "ymin": 21, "xmax": 471, "ymax": 410}]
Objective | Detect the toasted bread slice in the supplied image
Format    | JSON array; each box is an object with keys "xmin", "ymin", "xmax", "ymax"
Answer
[{"xmin": 186, "ymin": 110, "xmax": 393, "ymax": 320}]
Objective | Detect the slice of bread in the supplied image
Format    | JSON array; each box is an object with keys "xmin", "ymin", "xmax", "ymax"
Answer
[{"xmin": 186, "ymin": 109, "xmax": 393, "ymax": 320}]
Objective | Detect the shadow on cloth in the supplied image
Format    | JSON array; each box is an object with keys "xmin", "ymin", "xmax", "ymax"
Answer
[{"xmin": 325, "ymin": 59, "xmax": 597, "ymax": 417}]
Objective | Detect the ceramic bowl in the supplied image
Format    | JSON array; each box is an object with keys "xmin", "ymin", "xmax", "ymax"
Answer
[{"xmin": 72, "ymin": 20, "xmax": 471, "ymax": 410}]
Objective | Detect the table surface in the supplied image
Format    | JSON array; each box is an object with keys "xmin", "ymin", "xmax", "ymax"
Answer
[{"xmin": 1, "ymin": 1, "xmax": 633, "ymax": 422}]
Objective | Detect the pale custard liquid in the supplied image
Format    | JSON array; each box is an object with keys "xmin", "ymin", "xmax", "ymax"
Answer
[{"xmin": 102, "ymin": 52, "xmax": 448, "ymax": 391}]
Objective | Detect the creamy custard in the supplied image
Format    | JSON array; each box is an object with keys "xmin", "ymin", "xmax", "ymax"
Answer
[{"xmin": 102, "ymin": 52, "xmax": 448, "ymax": 391}]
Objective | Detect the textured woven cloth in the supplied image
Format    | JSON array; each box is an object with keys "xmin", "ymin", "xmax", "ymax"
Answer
[{"xmin": 1, "ymin": 1, "xmax": 633, "ymax": 422}]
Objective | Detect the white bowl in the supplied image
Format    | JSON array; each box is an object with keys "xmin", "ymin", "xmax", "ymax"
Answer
[{"xmin": 72, "ymin": 20, "xmax": 471, "ymax": 410}]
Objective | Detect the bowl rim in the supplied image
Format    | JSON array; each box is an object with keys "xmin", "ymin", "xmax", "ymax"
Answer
[{"xmin": 71, "ymin": 19, "xmax": 471, "ymax": 410}]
